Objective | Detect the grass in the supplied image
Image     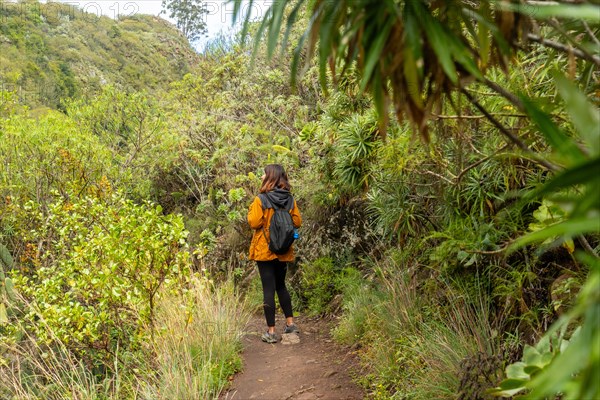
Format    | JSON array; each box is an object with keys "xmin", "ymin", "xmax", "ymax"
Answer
[
  {"xmin": 0, "ymin": 311, "xmax": 131, "ymax": 399},
  {"xmin": 333, "ymin": 267, "xmax": 381, "ymax": 344},
  {"xmin": 412, "ymin": 293, "xmax": 500, "ymax": 400},
  {"xmin": 0, "ymin": 274, "xmax": 250, "ymax": 400},
  {"xmin": 141, "ymin": 276, "xmax": 250, "ymax": 399},
  {"xmin": 332, "ymin": 259, "xmax": 502, "ymax": 399}
]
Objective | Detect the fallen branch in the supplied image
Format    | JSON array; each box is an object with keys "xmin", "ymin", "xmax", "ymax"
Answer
[
  {"xmin": 461, "ymin": 89, "xmax": 559, "ymax": 172},
  {"xmin": 527, "ymin": 33, "xmax": 600, "ymax": 66},
  {"xmin": 422, "ymin": 170, "xmax": 455, "ymax": 185},
  {"xmin": 433, "ymin": 113, "xmax": 528, "ymax": 119},
  {"xmin": 456, "ymin": 144, "xmax": 510, "ymax": 183}
]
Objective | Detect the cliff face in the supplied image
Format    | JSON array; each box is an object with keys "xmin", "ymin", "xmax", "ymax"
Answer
[{"xmin": 0, "ymin": 0, "xmax": 200, "ymax": 110}]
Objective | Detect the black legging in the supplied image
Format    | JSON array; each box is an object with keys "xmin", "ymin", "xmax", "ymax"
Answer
[{"xmin": 257, "ymin": 260, "xmax": 294, "ymax": 327}]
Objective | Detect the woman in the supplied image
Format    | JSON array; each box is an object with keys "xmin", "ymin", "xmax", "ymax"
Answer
[{"xmin": 248, "ymin": 164, "xmax": 302, "ymax": 343}]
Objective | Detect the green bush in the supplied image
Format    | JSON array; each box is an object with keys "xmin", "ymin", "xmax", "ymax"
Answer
[
  {"xmin": 0, "ymin": 111, "xmax": 115, "ymax": 207},
  {"xmin": 12, "ymin": 193, "xmax": 190, "ymax": 368},
  {"xmin": 301, "ymin": 257, "xmax": 337, "ymax": 315},
  {"xmin": 66, "ymin": 86, "xmax": 181, "ymax": 200},
  {"xmin": 333, "ymin": 267, "xmax": 379, "ymax": 344}
]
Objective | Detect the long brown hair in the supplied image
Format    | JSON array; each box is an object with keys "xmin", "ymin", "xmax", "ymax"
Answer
[{"xmin": 260, "ymin": 164, "xmax": 291, "ymax": 193}]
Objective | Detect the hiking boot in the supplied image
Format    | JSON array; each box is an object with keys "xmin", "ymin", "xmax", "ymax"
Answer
[
  {"xmin": 283, "ymin": 323, "xmax": 300, "ymax": 334},
  {"xmin": 261, "ymin": 332, "xmax": 278, "ymax": 343}
]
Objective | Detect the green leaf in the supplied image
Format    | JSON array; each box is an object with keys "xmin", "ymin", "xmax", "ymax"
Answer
[
  {"xmin": 371, "ymin": 71, "xmax": 388, "ymax": 136},
  {"xmin": 317, "ymin": 1, "xmax": 339, "ymax": 90},
  {"xmin": 521, "ymin": 96, "xmax": 586, "ymax": 165},
  {"xmin": 403, "ymin": 7, "xmax": 424, "ymax": 80},
  {"xmin": 279, "ymin": 0, "xmax": 306, "ymax": 59},
  {"xmin": 403, "ymin": 50, "xmax": 423, "ymax": 108},
  {"xmin": 5, "ymin": 277, "xmax": 15, "ymax": 302},
  {"xmin": 0, "ymin": 243, "xmax": 13, "ymax": 268},
  {"xmin": 523, "ymin": 365, "xmax": 542, "ymax": 375},
  {"xmin": 571, "ymin": 184, "xmax": 600, "ymax": 218},
  {"xmin": 554, "ymin": 73, "xmax": 600, "ymax": 155},
  {"xmin": 360, "ymin": 19, "xmax": 394, "ymax": 91},
  {"xmin": 511, "ymin": 218, "xmax": 600, "ymax": 251},
  {"xmin": 524, "ymin": 316, "xmax": 594, "ymax": 399},
  {"xmin": 251, "ymin": 9, "xmax": 276, "ymax": 64},
  {"xmin": 414, "ymin": 3, "xmax": 457, "ymax": 84},
  {"xmin": 500, "ymin": 378, "xmax": 529, "ymax": 390},
  {"xmin": 404, "ymin": 6, "xmax": 424, "ymax": 109},
  {"xmin": 467, "ymin": 9, "xmax": 511, "ymax": 56},
  {"xmin": 231, "ymin": 0, "xmax": 256, "ymax": 45},
  {"xmin": 0, "ymin": 303, "xmax": 7, "ymax": 325},
  {"xmin": 488, "ymin": 378, "xmax": 529, "ymax": 397},
  {"xmin": 424, "ymin": 23, "xmax": 457, "ymax": 84},
  {"xmin": 271, "ymin": 145, "xmax": 291, "ymax": 154},
  {"xmin": 290, "ymin": 30, "xmax": 309, "ymax": 87},
  {"xmin": 477, "ymin": 2, "xmax": 491, "ymax": 68},
  {"xmin": 533, "ymin": 157, "xmax": 600, "ymax": 200},
  {"xmin": 506, "ymin": 362, "xmax": 530, "ymax": 380},
  {"xmin": 536, "ymin": 334, "xmax": 552, "ymax": 355},
  {"xmin": 447, "ymin": 33, "xmax": 484, "ymax": 80},
  {"xmin": 503, "ymin": 3, "xmax": 600, "ymax": 22},
  {"xmin": 266, "ymin": 0, "xmax": 287, "ymax": 58},
  {"xmin": 522, "ymin": 345, "xmax": 541, "ymax": 365}
]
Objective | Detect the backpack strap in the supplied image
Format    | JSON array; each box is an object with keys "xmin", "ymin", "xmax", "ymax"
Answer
[
  {"xmin": 257, "ymin": 194, "xmax": 271, "ymax": 243},
  {"xmin": 258, "ymin": 193, "xmax": 272, "ymax": 209}
]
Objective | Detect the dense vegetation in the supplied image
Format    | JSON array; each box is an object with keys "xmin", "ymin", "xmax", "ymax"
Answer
[
  {"xmin": 1, "ymin": 0, "xmax": 598, "ymax": 399},
  {"xmin": 0, "ymin": 0, "xmax": 198, "ymax": 112}
]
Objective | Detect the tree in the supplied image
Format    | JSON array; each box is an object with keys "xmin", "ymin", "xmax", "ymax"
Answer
[{"xmin": 161, "ymin": 0, "xmax": 208, "ymax": 43}]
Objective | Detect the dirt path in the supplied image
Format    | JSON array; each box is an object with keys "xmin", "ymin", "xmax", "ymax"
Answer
[{"xmin": 220, "ymin": 315, "xmax": 365, "ymax": 400}]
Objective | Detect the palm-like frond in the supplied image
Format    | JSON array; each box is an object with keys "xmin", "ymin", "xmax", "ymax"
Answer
[{"xmin": 231, "ymin": 0, "xmax": 531, "ymax": 139}]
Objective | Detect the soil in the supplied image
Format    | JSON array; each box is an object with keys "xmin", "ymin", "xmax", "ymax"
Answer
[{"xmin": 220, "ymin": 315, "xmax": 365, "ymax": 400}]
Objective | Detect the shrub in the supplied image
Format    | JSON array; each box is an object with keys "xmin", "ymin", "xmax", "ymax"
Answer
[
  {"xmin": 0, "ymin": 112, "xmax": 115, "ymax": 207},
  {"xmin": 300, "ymin": 257, "xmax": 337, "ymax": 315},
  {"xmin": 12, "ymin": 193, "xmax": 190, "ymax": 369},
  {"xmin": 333, "ymin": 267, "xmax": 380, "ymax": 344},
  {"xmin": 0, "ymin": 276, "xmax": 251, "ymax": 400}
]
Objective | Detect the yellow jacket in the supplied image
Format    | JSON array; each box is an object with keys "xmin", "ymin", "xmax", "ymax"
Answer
[{"xmin": 247, "ymin": 194, "xmax": 302, "ymax": 262}]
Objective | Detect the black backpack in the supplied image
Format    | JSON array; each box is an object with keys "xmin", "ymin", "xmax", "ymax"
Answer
[{"xmin": 259, "ymin": 193, "xmax": 295, "ymax": 255}]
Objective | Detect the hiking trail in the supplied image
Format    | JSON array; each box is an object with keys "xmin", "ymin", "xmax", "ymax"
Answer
[{"xmin": 221, "ymin": 315, "xmax": 365, "ymax": 400}]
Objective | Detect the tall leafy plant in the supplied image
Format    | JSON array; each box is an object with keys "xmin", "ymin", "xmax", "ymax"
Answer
[
  {"xmin": 232, "ymin": 0, "xmax": 529, "ymax": 138},
  {"xmin": 161, "ymin": 0, "xmax": 208, "ymax": 43},
  {"xmin": 333, "ymin": 113, "xmax": 380, "ymax": 193},
  {"xmin": 0, "ymin": 244, "xmax": 16, "ymax": 326},
  {"xmin": 489, "ymin": 74, "xmax": 599, "ymax": 399}
]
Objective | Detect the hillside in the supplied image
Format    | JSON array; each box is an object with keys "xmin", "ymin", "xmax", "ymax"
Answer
[{"xmin": 0, "ymin": 0, "xmax": 199, "ymax": 111}]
